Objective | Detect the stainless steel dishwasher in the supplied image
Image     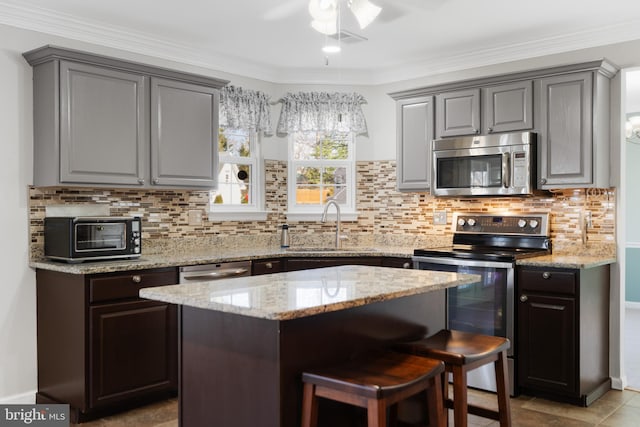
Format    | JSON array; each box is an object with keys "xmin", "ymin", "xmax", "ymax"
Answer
[{"xmin": 178, "ymin": 260, "xmax": 252, "ymax": 283}]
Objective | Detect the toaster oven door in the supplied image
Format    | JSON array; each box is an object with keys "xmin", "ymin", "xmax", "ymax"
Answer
[{"xmin": 75, "ymin": 222, "xmax": 127, "ymax": 252}]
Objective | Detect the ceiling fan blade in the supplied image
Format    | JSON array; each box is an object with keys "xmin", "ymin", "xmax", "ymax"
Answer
[{"xmin": 262, "ymin": 0, "xmax": 306, "ymax": 21}]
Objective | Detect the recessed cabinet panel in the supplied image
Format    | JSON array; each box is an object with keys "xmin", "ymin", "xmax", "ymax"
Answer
[
  {"xmin": 484, "ymin": 81, "xmax": 533, "ymax": 133},
  {"xmin": 436, "ymin": 88, "xmax": 480, "ymax": 137},
  {"xmin": 396, "ymin": 96, "xmax": 434, "ymax": 191},
  {"xmin": 151, "ymin": 78, "xmax": 219, "ymax": 188},
  {"xmin": 538, "ymin": 72, "xmax": 593, "ymax": 187},
  {"xmin": 60, "ymin": 61, "xmax": 146, "ymax": 185}
]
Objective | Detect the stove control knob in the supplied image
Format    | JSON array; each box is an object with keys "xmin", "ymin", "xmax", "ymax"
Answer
[
  {"xmin": 517, "ymin": 219, "xmax": 527, "ymax": 228},
  {"xmin": 457, "ymin": 218, "xmax": 466, "ymax": 227},
  {"xmin": 529, "ymin": 220, "xmax": 539, "ymax": 228},
  {"xmin": 467, "ymin": 218, "xmax": 476, "ymax": 227}
]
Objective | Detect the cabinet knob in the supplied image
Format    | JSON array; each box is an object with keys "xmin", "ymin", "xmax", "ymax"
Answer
[
  {"xmin": 137, "ymin": 179, "xmax": 145, "ymax": 185},
  {"xmin": 542, "ymin": 272, "xmax": 551, "ymax": 279},
  {"xmin": 132, "ymin": 275, "xmax": 142, "ymax": 283},
  {"xmin": 520, "ymin": 295, "xmax": 528, "ymax": 303},
  {"xmin": 488, "ymin": 127, "xmax": 493, "ymax": 133},
  {"xmin": 474, "ymin": 128, "xmax": 480, "ymax": 134},
  {"xmin": 539, "ymin": 178, "xmax": 547, "ymax": 185},
  {"xmin": 152, "ymin": 178, "xmax": 159, "ymax": 185},
  {"xmin": 403, "ymin": 262, "xmax": 411, "ymax": 269},
  {"xmin": 265, "ymin": 262, "xmax": 273, "ymax": 269}
]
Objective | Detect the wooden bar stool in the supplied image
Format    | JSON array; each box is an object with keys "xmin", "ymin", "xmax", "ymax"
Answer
[
  {"xmin": 396, "ymin": 329, "xmax": 511, "ymax": 427},
  {"xmin": 301, "ymin": 351, "xmax": 446, "ymax": 427}
]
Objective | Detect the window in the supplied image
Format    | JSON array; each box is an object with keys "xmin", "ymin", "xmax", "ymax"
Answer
[
  {"xmin": 209, "ymin": 128, "xmax": 265, "ymax": 220},
  {"xmin": 287, "ymin": 131, "xmax": 356, "ymax": 219}
]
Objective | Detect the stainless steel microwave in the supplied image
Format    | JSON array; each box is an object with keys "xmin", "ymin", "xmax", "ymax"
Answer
[
  {"xmin": 431, "ymin": 132, "xmax": 537, "ymax": 197},
  {"xmin": 44, "ymin": 216, "xmax": 142, "ymax": 262}
]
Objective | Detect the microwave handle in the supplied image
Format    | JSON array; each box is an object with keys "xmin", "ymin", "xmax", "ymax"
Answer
[{"xmin": 502, "ymin": 152, "xmax": 511, "ymax": 188}]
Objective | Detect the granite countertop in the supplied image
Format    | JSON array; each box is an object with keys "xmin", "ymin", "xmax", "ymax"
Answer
[
  {"xmin": 516, "ymin": 253, "xmax": 616, "ymax": 269},
  {"xmin": 139, "ymin": 265, "xmax": 480, "ymax": 320}
]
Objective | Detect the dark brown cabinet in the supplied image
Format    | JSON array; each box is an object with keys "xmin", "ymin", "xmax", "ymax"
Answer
[
  {"xmin": 381, "ymin": 257, "xmax": 413, "ymax": 269},
  {"xmin": 36, "ymin": 267, "xmax": 178, "ymax": 422},
  {"xmin": 517, "ymin": 265, "xmax": 610, "ymax": 406},
  {"xmin": 285, "ymin": 256, "xmax": 382, "ymax": 272}
]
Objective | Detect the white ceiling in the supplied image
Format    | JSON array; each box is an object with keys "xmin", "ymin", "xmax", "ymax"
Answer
[{"xmin": 2, "ymin": 0, "xmax": 640, "ymax": 84}]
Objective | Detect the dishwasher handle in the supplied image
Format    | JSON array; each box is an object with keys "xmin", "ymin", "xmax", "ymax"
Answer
[{"xmin": 180, "ymin": 268, "xmax": 250, "ymax": 281}]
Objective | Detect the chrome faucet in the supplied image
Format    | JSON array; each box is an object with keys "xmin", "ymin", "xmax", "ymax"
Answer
[{"xmin": 321, "ymin": 199, "xmax": 342, "ymax": 249}]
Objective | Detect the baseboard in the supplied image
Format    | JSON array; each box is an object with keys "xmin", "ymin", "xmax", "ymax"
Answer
[
  {"xmin": 625, "ymin": 301, "xmax": 640, "ymax": 310},
  {"xmin": 0, "ymin": 390, "xmax": 36, "ymax": 404},
  {"xmin": 612, "ymin": 376, "xmax": 626, "ymax": 391}
]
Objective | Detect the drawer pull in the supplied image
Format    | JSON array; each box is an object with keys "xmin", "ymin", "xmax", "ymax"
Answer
[
  {"xmin": 403, "ymin": 262, "xmax": 411, "ymax": 269},
  {"xmin": 266, "ymin": 262, "xmax": 273, "ymax": 269},
  {"xmin": 542, "ymin": 272, "xmax": 551, "ymax": 279},
  {"xmin": 132, "ymin": 275, "xmax": 142, "ymax": 283},
  {"xmin": 520, "ymin": 295, "xmax": 528, "ymax": 303}
]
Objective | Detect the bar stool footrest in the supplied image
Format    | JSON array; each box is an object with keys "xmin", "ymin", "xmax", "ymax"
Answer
[{"xmin": 444, "ymin": 399, "xmax": 500, "ymax": 421}]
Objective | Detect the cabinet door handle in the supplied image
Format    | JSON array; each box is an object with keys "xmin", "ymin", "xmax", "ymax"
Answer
[
  {"xmin": 539, "ymin": 178, "xmax": 547, "ymax": 185},
  {"xmin": 488, "ymin": 127, "xmax": 493, "ymax": 133},
  {"xmin": 137, "ymin": 178, "xmax": 145, "ymax": 185},
  {"xmin": 520, "ymin": 295, "xmax": 528, "ymax": 303},
  {"xmin": 152, "ymin": 178, "xmax": 159, "ymax": 185},
  {"xmin": 403, "ymin": 262, "xmax": 411, "ymax": 269},
  {"xmin": 542, "ymin": 272, "xmax": 551, "ymax": 279},
  {"xmin": 132, "ymin": 275, "xmax": 142, "ymax": 283},
  {"xmin": 265, "ymin": 262, "xmax": 273, "ymax": 269},
  {"xmin": 473, "ymin": 128, "xmax": 480, "ymax": 134}
]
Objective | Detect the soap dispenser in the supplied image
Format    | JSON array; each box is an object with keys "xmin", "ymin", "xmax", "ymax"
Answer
[{"xmin": 280, "ymin": 224, "xmax": 290, "ymax": 248}]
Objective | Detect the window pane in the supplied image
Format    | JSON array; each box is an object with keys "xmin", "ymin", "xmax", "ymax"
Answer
[
  {"xmin": 214, "ymin": 163, "xmax": 252, "ymax": 205},
  {"xmin": 219, "ymin": 129, "xmax": 250, "ymax": 157},
  {"xmin": 321, "ymin": 137, "xmax": 349, "ymax": 160},
  {"xmin": 322, "ymin": 167, "xmax": 346, "ymax": 185},
  {"xmin": 324, "ymin": 185, "xmax": 347, "ymax": 203},
  {"xmin": 296, "ymin": 167, "xmax": 320, "ymax": 185},
  {"xmin": 294, "ymin": 132, "xmax": 321, "ymax": 160},
  {"xmin": 296, "ymin": 185, "xmax": 322, "ymax": 204}
]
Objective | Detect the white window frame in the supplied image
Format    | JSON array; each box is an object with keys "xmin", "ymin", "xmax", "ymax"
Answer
[
  {"xmin": 287, "ymin": 131, "xmax": 358, "ymax": 222},
  {"xmin": 208, "ymin": 128, "xmax": 267, "ymax": 221}
]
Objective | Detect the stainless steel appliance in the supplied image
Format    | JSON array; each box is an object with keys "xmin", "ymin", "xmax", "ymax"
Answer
[
  {"xmin": 179, "ymin": 261, "xmax": 252, "ymax": 283},
  {"xmin": 44, "ymin": 216, "xmax": 141, "ymax": 262},
  {"xmin": 412, "ymin": 212, "xmax": 551, "ymax": 395},
  {"xmin": 431, "ymin": 132, "xmax": 537, "ymax": 197}
]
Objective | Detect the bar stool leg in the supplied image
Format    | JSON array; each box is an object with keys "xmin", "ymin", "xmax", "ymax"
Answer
[
  {"xmin": 301, "ymin": 382, "xmax": 319, "ymax": 427},
  {"xmin": 367, "ymin": 398, "xmax": 386, "ymax": 427},
  {"xmin": 427, "ymin": 373, "xmax": 446, "ymax": 427},
  {"xmin": 451, "ymin": 365, "xmax": 468, "ymax": 427},
  {"xmin": 495, "ymin": 350, "xmax": 512, "ymax": 427}
]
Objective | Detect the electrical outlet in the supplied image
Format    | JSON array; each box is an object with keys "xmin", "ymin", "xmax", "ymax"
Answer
[
  {"xmin": 433, "ymin": 210, "xmax": 447, "ymax": 225},
  {"xmin": 188, "ymin": 209, "xmax": 203, "ymax": 226}
]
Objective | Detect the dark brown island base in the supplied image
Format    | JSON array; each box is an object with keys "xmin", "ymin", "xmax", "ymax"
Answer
[{"xmin": 140, "ymin": 265, "xmax": 479, "ymax": 427}]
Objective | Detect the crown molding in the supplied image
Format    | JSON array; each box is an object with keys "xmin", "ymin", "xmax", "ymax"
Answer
[{"xmin": 1, "ymin": 1, "xmax": 640, "ymax": 86}]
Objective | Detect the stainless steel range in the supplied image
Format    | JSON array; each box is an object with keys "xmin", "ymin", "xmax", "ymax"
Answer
[{"xmin": 413, "ymin": 212, "xmax": 551, "ymax": 395}]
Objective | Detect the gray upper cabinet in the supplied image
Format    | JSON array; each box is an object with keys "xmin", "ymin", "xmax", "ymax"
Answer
[
  {"xmin": 24, "ymin": 45, "xmax": 228, "ymax": 189},
  {"xmin": 58, "ymin": 61, "xmax": 147, "ymax": 186},
  {"xmin": 536, "ymin": 69, "xmax": 612, "ymax": 189},
  {"xmin": 150, "ymin": 78, "xmax": 218, "ymax": 187},
  {"xmin": 483, "ymin": 81, "xmax": 533, "ymax": 134},
  {"xmin": 396, "ymin": 96, "xmax": 434, "ymax": 191},
  {"xmin": 436, "ymin": 88, "xmax": 480, "ymax": 138}
]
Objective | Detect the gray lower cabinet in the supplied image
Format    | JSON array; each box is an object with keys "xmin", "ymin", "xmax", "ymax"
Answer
[
  {"xmin": 396, "ymin": 96, "xmax": 434, "ymax": 191},
  {"xmin": 483, "ymin": 81, "xmax": 533, "ymax": 134},
  {"xmin": 150, "ymin": 78, "xmax": 219, "ymax": 187},
  {"xmin": 24, "ymin": 46, "xmax": 228, "ymax": 189},
  {"xmin": 436, "ymin": 88, "xmax": 480, "ymax": 137},
  {"xmin": 537, "ymin": 71, "xmax": 610, "ymax": 188}
]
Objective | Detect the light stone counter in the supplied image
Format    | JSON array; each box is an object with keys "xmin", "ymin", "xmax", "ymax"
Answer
[
  {"xmin": 516, "ymin": 254, "xmax": 616, "ymax": 269},
  {"xmin": 140, "ymin": 264, "xmax": 479, "ymax": 320}
]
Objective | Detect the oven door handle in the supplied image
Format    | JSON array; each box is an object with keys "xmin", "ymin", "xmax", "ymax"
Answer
[{"xmin": 412, "ymin": 256, "xmax": 514, "ymax": 269}]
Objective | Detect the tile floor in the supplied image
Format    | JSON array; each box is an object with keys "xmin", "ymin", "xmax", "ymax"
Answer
[{"xmin": 71, "ymin": 387, "xmax": 640, "ymax": 427}]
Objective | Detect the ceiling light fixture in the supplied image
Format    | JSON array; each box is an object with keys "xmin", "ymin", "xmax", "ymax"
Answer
[{"xmin": 308, "ymin": 0, "xmax": 381, "ymax": 35}]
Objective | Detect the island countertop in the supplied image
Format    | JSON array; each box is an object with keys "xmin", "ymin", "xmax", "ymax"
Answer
[{"xmin": 140, "ymin": 265, "xmax": 480, "ymax": 320}]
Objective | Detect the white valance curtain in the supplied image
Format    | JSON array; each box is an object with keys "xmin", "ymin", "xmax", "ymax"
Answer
[
  {"xmin": 276, "ymin": 92, "xmax": 368, "ymax": 137},
  {"xmin": 219, "ymin": 85, "xmax": 273, "ymax": 136}
]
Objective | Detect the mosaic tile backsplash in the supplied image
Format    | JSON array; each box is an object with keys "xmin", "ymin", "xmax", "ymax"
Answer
[{"xmin": 29, "ymin": 160, "xmax": 616, "ymax": 259}]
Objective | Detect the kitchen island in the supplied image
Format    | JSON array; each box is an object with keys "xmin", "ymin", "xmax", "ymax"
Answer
[{"xmin": 140, "ymin": 265, "xmax": 479, "ymax": 427}]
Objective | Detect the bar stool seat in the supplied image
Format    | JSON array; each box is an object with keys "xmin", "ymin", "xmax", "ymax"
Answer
[
  {"xmin": 395, "ymin": 329, "xmax": 511, "ymax": 427},
  {"xmin": 301, "ymin": 351, "xmax": 446, "ymax": 427}
]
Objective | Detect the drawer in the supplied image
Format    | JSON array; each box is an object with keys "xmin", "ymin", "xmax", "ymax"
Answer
[
  {"xmin": 252, "ymin": 259, "xmax": 283, "ymax": 275},
  {"xmin": 518, "ymin": 268, "xmax": 576, "ymax": 295},
  {"xmin": 90, "ymin": 268, "xmax": 178, "ymax": 303}
]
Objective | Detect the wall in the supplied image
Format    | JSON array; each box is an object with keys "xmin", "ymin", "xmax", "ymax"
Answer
[{"xmin": 2, "ymin": 21, "xmax": 640, "ymax": 402}]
